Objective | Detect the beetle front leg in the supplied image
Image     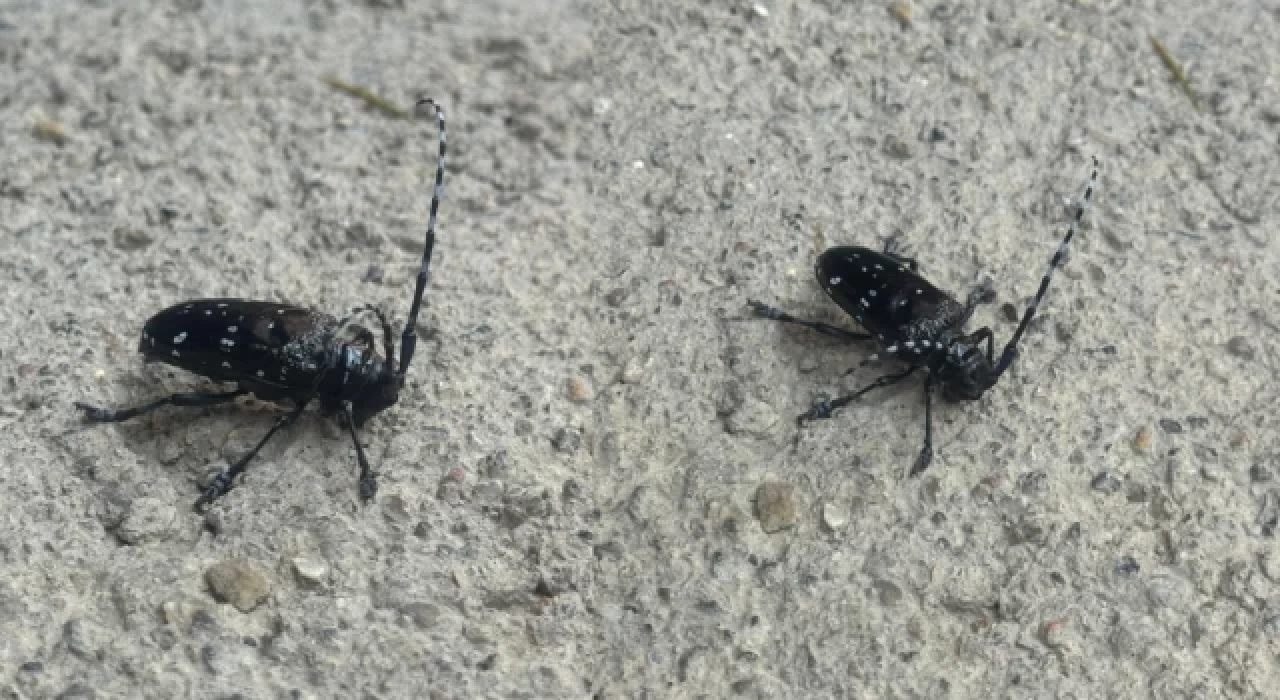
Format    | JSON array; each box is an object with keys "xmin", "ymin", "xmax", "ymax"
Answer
[
  {"xmin": 195, "ymin": 401, "xmax": 307, "ymax": 510},
  {"xmin": 342, "ymin": 403, "xmax": 377, "ymax": 501}
]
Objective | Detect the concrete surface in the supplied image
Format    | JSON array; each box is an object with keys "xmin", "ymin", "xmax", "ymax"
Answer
[{"xmin": 1, "ymin": 0, "xmax": 1278, "ymax": 697}]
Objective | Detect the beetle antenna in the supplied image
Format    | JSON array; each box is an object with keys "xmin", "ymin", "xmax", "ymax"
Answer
[
  {"xmin": 398, "ymin": 97, "xmax": 446, "ymax": 378},
  {"xmin": 994, "ymin": 156, "xmax": 1100, "ymax": 377}
]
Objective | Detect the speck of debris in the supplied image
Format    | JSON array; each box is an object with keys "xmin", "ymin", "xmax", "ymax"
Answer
[
  {"xmin": 113, "ymin": 227, "xmax": 155, "ymax": 251},
  {"xmin": 290, "ymin": 557, "xmax": 329, "ymax": 588},
  {"xmin": 1132, "ymin": 426, "xmax": 1154, "ymax": 452},
  {"xmin": 1091, "ymin": 471, "xmax": 1123, "ymax": 494},
  {"xmin": 1115, "ymin": 556, "xmax": 1140, "ymax": 576},
  {"xmin": 566, "ymin": 376, "xmax": 593, "ymax": 403},
  {"xmin": 883, "ymin": 134, "xmax": 912, "ymax": 160},
  {"xmin": 1001, "ymin": 303, "xmax": 1020, "ymax": 323},
  {"xmin": 205, "ymin": 559, "xmax": 271, "ymax": 613},
  {"xmin": 113, "ymin": 497, "xmax": 177, "ymax": 545},
  {"xmin": 1225, "ymin": 335, "xmax": 1255, "ymax": 360},
  {"xmin": 821, "ymin": 502, "xmax": 849, "ymax": 531},
  {"xmin": 1252, "ymin": 462, "xmax": 1274, "ymax": 483},
  {"xmin": 551, "ymin": 427, "xmax": 581, "ymax": 453},
  {"xmin": 888, "ymin": 1, "xmax": 912, "ymax": 28},
  {"xmin": 1158, "ymin": 419, "xmax": 1183, "ymax": 434},
  {"xmin": 31, "ymin": 117, "xmax": 68, "ymax": 145},
  {"xmin": 755, "ymin": 482, "xmax": 798, "ymax": 533}
]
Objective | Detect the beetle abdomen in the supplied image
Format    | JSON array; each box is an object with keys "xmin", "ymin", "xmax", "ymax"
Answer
[
  {"xmin": 140, "ymin": 299, "xmax": 336, "ymax": 389},
  {"xmin": 816, "ymin": 246, "xmax": 965, "ymax": 344}
]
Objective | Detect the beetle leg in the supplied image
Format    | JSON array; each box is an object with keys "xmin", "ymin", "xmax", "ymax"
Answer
[
  {"xmin": 961, "ymin": 278, "xmax": 997, "ymax": 323},
  {"xmin": 195, "ymin": 401, "xmax": 307, "ymax": 510},
  {"xmin": 75, "ymin": 389, "xmax": 248, "ymax": 423},
  {"xmin": 798, "ymin": 365, "xmax": 918, "ymax": 423},
  {"xmin": 909, "ymin": 373, "xmax": 935, "ymax": 476},
  {"xmin": 881, "ymin": 236, "xmax": 919, "ymax": 272},
  {"xmin": 971, "ymin": 327, "xmax": 995, "ymax": 363},
  {"xmin": 342, "ymin": 403, "xmax": 377, "ymax": 501},
  {"xmin": 748, "ymin": 301, "xmax": 871, "ymax": 342}
]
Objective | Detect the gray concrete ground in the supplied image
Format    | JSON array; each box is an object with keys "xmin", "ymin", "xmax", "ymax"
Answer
[{"xmin": 1, "ymin": 0, "xmax": 1278, "ymax": 697}]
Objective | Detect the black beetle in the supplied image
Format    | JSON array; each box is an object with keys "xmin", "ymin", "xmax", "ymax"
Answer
[
  {"xmin": 750, "ymin": 157, "xmax": 1099, "ymax": 475},
  {"xmin": 76, "ymin": 98, "xmax": 448, "ymax": 509}
]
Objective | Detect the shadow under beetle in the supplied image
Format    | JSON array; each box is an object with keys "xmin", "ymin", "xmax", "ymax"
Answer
[
  {"xmin": 750, "ymin": 157, "xmax": 1100, "ymax": 475},
  {"xmin": 76, "ymin": 98, "xmax": 448, "ymax": 510}
]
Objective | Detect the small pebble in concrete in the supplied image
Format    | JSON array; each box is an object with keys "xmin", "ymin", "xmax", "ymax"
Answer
[
  {"xmin": 567, "ymin": 376, "xmax": 593, "ymax": 403},
  {"xmin": 1225, "ymin": 335, "xmax": 1255, "ymax": 360},
  {"xmin": 113, "ymin": 497, "xmax": 176, "ymax": 545},
  {"xmin": 206, "ymin": 559, "xmax": 271, "ymax": 613},
  {"xmin": 1132, "ymin": 426, "xmax": 1154, "ymax": 452},
  {"xmin": 821, "ymin": 502, "xmax": 848, "ymax": 531},
  {"xmin": 755, "ymin": 482, "xmax": 798, "ymax": 533},
  {"xmin": 290, "ymin": 557, "xmax": 328, "ymax": 588}
]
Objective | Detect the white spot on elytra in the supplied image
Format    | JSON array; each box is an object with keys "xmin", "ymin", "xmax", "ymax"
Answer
[
  {"xmin": 829, "ymin": 276, "xmax": 842, "ymax": 285},
  {"xmin": 915, "ymin": 289, "xmax": 923, "ymax": 295},
  {"xmin": 204, "ymin": 310, "xmax": 212, "ymax": 316},
  {"xmin": 921, "ymin": 340, "xmax": 931, "ymax": 348},
  {"xmin": 172, "ymin": 332, "xmax": 187, "ymax": 344},
  {"xmin": 256, "ymin": 370, "xmax": 264, "ymax": 378},
  {"xmin": 860, "ymin": 298, "xmax": 870, "ymax": 307},
  {"xmin": 171, "ymin": 349, "xmax": 180, "ymax": 357},
  {"xmin": 885, "ymin": 345, "xmax": 899, "ymax": 353},
  {"xmin": 868, "ymin": 289, "xmax": 877, "ymax": 297},
  {"xmin": 227, "ymin": 325, "xmax": 238, "ymax": 333},
  {"xmin": 220, "ymin": 338, "xmax": 235, "ymax": 350},
  {"xmin": 216, "ymin": 303, "xmax": 228, "ymax": 308},
  {"xmin": 861, "ymin": 266, "xmax": 867, "ymax": 273},
  {"xmin": 874, "ymin": 264, "xmax": 883, "ymax": 270},
  {"xmin": 222, "ymin": 361, "xmax": 231, "ymax": 368},
  {"xmin": 904, "ymin": 341, "xmax": 915, "ymax": 348}
]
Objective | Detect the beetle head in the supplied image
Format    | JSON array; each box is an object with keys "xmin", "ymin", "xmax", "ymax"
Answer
[
  {"xmin": 350, "ymin": 367, "xmax": 402, "ymax": 428},
  {"xmin": 936, "ymin": 335, "xmax": 997, "ymax": 402}
]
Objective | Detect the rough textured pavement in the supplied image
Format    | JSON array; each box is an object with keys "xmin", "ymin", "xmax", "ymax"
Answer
[{"xmin": 2, "ymin": 0, "xmax": 1279, "ymax": 697}]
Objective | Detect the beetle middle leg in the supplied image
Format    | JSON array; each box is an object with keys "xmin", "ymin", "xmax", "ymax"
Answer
[
  {"xmin": 342, "ymin": 403, "xmax": 377, "ymax": 501},
  {"xmin": 75, "ymin": 389, "xmax": 248, "ymax": 423},
  {"xmin": 195, "ymin": 400, "xmax": 308, "ymax": 510},
  {"xmin": 909, "ymin": 373, "xmax": 936, "ymax": 476},
  {"xmin": 748, "ymin": 300, "xmax": 871, "ymax": 343},
  {"xmin": 798, "ymin": 365, "xmax": 918, "ymax": 423}
]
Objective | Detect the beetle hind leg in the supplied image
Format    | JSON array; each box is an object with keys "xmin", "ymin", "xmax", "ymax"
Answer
[{"xmin": 75, "ymin": 389, "xmax": 247, "ymax": 423}]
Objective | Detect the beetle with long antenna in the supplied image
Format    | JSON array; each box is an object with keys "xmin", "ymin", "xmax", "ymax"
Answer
[
  {"xmin": 77, "ymin": 98, "xmax": 448, "ymax": 509},
  {"xmin": 750, "ymin": 157, "xmax": 1100, "ymax": 474}
]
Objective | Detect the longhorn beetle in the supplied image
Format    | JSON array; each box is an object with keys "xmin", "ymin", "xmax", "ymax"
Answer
[
  {"xmin": 749, "ymin": 156, "xmax": 1099, "ymax": 475},
  {"xmin": 76, "ymin": 98, "xmax": 447, "ymax": 510}
]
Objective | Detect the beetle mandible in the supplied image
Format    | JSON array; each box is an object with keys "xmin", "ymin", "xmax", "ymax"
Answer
[
  {"xmin": 76, "ymin": 98, "xmax": 448, "ymax": 509},
  {"xmin": 749, "ymin": 157, "xmax": 1100, "ymax": 475}
]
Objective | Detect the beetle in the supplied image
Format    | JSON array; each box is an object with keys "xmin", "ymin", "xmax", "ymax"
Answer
[
  {"xmin": 75, "ymin": 98, "xmax": 448, "ymax": 509},
  {"xmin": 749, "ymin": 156, "xmax": 1099, "ymax": 475}
]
